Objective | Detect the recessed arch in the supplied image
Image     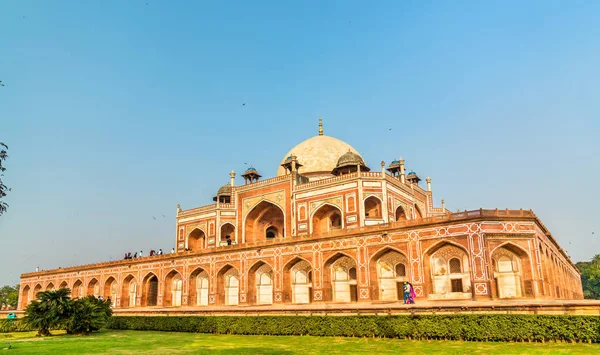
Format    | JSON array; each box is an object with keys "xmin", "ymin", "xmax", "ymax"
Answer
[
  {"xmin": 45, "ymin": 282, "xmax": 55, "ymax": 291},
  {"xmin": 141, "ymin": 272, "xmax": 159, "ymax": 307},
  {"xmin": 164, "ymin": 269, "xmax": 183, "ymax": 307},
  {"xmin": 248, "ymin": 261, "xmax": 273, "ymax": 305},
  {"xmin": 20, "ymin": 285, "xmax": 31, "ymax": 309},
  {"xmin": 283, "ymin": 256, "xmax": 313, "ymax": 304},
  {"xmin": 121, "ymin": 274, "xmax": 137, "ymax": 307},
  {"xmin": 216, "ymin": 264, "xmax": 239, "ymax": 306},
  {"xmin": 369, "ymin": 247, "xmax": 409, "ymax": 301},
  {"xmin": 414, "ymin": 204, "xmax": 423, "ymax": 219},
  {"xmin": 72, "ymin": 280, "xmax": 84, "ymax": 299},
  {"xmin": 491, "ymin": 242, "xmax": 533, "ymax": 299},
  {"xmin": 87, "ymin": 278, "xmax": 100, "ymax": 297},
  {"xmin": 323, "ymin": 252, "xmax": 358, "ymax": 302},
  {"xmin": 395, "ymin": 205, "xmax": 408, "ymax": 221},
  {"xmin": 364, "ymin": 195, "xmax": 383, "ymax": 219},
  {"xmin": 103, "ymin": 277, "xmax": 118, "ymax": 306},
  {"xmin": 32, "ymin": 284, "xmax": 42, "ymax": 299},
  {"xmin": 189, "ymin": 267, "xmax": 209, "ymax": 306},
  {"xmin": 310, "ymin": 203, "xmax": 343, "ymax": 234},
  {"xmin": 187, "ymin": 228, "xmax": 206, "ymax": 251},
  {"xmin": 243, "ymin": 200, "xmax": 285, "ymax": 243},
  {"xmin": 58, "ymin": 281, "xmax": 68, "ymax": 289},
  {"xmin": 220, "ymin": 222, "xmax": 236, "ymax": 244},
  {"xmin": 425, "ymin": 242, "xmax": 471, "ymax": 299}
]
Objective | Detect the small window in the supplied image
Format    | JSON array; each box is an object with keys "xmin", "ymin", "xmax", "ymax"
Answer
[
  {"xmin": 449, "ymin": 258, "xmax": 462, "ymax": 273},
  {"xmin": 395, "ymin": 263, "xmax": 406, "ymax": 277},
  {"xmin": 266, "ymin": 226, "xmax": 277, "ymax": 239}
]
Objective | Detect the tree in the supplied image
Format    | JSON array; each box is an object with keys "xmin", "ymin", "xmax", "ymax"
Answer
[
  {"xmin": 0, "ymin": 284, "xmax": 20, "ymax": 309},
  {"xmin": 23, "ymin": 288, "xmax": 112, "ymax": 336},
  {"xmin": 24, "ymin": 288, "xmax": 72, "ymax": 336},
  {"xmin": 0, "ymin": 142, "xmax": 9, "ymax": 215},
  {"xmin": 576, "ymin": 254, "xmax": 600, "ymax": 299},
  {"xmin": 66, "ymin": 296, "xmax": 112, "ymax": 335}
]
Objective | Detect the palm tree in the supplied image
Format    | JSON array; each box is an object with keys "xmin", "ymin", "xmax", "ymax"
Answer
[
  {"xmin": 24, "ymin": 288, "xmax": 72, "ymax": 336},
  {"xmin": 66, "ymin": 296, "xmax": 112, "ymax": 335}
]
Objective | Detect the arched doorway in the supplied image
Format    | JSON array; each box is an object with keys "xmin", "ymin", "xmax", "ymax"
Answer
[
  {"xmin": 492, "ymin": 244, "xmax": 532, "ymax": 298},
  {"xmin": 103, "ymin": 277, "xmax": 118, "ymax": 306},
  {"xmin": 364, "ymin": 196, "xmax": 382, "ymax": 219},
  {"xmin": 188, "ymin": 228, "xmax": 206, "ymax": 251},
  {"xmin": 427, "ymin": 243, "xmax": 471, "ymax": 300},
  {"xmin": 87, "ymin": 279, "xmax": 100, "ymax": 297},
  {"xmin": 395, "ymin": 206, "xmax": 407, "ymax": 221},
  {"xmin": 248, "ymin": 262, "xmax": 273, "ymax": 305},
  {"xmin": 324, "ymin": 254, "xmax": 358, "ymax": 303},
  {"xmin": 311, "ymin": 204, "xmax": 343, "ymax": 234},
  {"xmin": 45, "ymin": 283, "xmax": 55, "ymax": 291},
  {"xmin": 370, "ymin": 249, "xmax": 408, "ymax": 301},
  {"xmin": 190, "ymin": 268, "xmax": 209, "ymax": 306},
  {"xmin": 220, "ymin": 223, "xmax": 235, "ymax": 245},
  {"xmin": 285, "ymin": 258, "xmax": 312, "ymax": 304},
  {"xmin": 217, "ymin": 265, "xmax": 239, "ymax": 305},
  {"xmin": 20, "ymin": 286, "xmax": 30, "ymax": 309},
  {"xmin": 244, "ymin": 201, "xmax": 285, "ymax": 243},
  {"xmin": 141, "ymin": 273, "xmax": 159, "ymax": 306},
  {"xmin": 72, "ymin": 280, "xmax": 84, "ymax": 299},
  {"xmin": 121, "ymin": 275, "xmax": 137, "ymax": 307},
  {"xmin": 164, "ymin": 270, "xmax": 183, "ymax": 307},
  {"xmin": 58, "ymin": 281, "xmax": 68, "ymax": 289}
]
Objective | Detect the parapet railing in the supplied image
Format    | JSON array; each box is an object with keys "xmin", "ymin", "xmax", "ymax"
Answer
[{"xmin": 21, "ymin": 208, "xmax": 537, "ymax": 278}]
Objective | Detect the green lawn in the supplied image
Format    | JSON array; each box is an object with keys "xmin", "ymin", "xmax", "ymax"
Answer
[{"xmin": 1, "ymin": 330, "xmax": 599, "ymax": 354}]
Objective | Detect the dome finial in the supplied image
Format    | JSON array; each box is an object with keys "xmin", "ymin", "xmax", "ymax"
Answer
[{"xmin": 318, "ymin": 117, "xmax": 323, "ymax": 136}]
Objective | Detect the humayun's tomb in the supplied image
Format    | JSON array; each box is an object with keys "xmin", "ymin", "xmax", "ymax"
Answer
[{"xmin": 17, "ymin": 120, "xmax": 585, "ymax": 314}]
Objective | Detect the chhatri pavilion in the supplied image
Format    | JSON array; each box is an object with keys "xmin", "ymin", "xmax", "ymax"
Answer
[{"xmin": 18, "ymin": 119, "xmax": 583, "ymax": 311}]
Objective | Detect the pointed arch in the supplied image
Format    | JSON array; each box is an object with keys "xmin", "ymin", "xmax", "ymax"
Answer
[
  {"xmin": 216, "ymin": 264, "xmax": 240, "ymax": 305},
  {"xmin": 187, "ymin": 227, "xmax": 206, "ymax": 251},
  {"xmin": 58, "ymin": 281, "xmax": 68, "ymax": 289},
  {"xmin": 164, "ymin": 269, "xmax": 183, "ymax": 307},
  {"xmin": 141, "ymin": 272, "xmax": 159, "ymax": 306},
  {"xmin": 103, "ymin": 277, "xmax": 118, "ymax": 306},
  {"xmin": 369, "ymin": 247, "xmax": 409, "ymax": 301},
  {"xmin": 87, "ymin": 278, "xmax": 100, "ymax": 297},
  {"xmin": 310, "ymin": 203, "xmax": 343, "ymax": 234},
  {"xmin": 395, "ymin": 205, "xmax": 408, "ymax": 221},
  {"xmin": 189, "ymin": 267, "xmax": 209, "ymax": 306},
  {"xmin": 283, "ymin": 256, "xmax": 313, "ymax": 304},
  {"xmin": 323, "ymin": 252, "xmax": 358, "ymax": 302},
  {"xmin": 243, "ymin": 200, "xmax": 286, "ymax": 243},
  {"xmin": 45, "ymin": 282, "xmax": 55, "ymax": 291},
  {"xmin": 121, "ymin": 274, "xmax": 137, "ymax": 307},
  {"xmin": 20, "ymin": 285, "xmax": 31, "ymax": 309},
  {"xmin": 248, "ymin": 261, "xmax": 274, "ymax": 305},
  {"xmin": 220, "ymin": 222, "xmax": 236, "ymax": 244},
  {"xmin": 424, "ymin": 241, "xmax": 471, "ymax": 299},
  {"xmin": 32, "ymin": 284, "xmax": 42, "ymax": 299},
  {"xmin": 364, "ymin": 195, "xmax": 383, "ymax": 219},
  {"xmin": 72, "ymin": 280, "xmax": 84, "ymax": 299},
  {"xmin": 491, "ymin": 242, "xmax": 533, "ymax": 299},
  {"xmin": 414, "ymin": 204, "xmax": 423, "ymax": 219}
]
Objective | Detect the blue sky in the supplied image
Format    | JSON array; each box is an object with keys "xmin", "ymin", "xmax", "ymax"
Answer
[{"xmin": 1, "ymin": 1, "xmax": 599, "ymax": 286}]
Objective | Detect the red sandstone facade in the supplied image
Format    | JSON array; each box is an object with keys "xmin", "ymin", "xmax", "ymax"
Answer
[{"xmin": 18, "ymin": 123, "xmax": 583, "ymax": 310}]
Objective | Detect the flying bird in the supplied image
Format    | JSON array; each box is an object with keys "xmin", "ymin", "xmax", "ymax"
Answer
[
  {"xmin": 152, "ymin": 217, "xmax": 156, "ymax": 220},
  {"xmin": 0, "ymin": 81, "xmax": 4, "ymax": 87},
  {"xmin": 242, "ymin": 103, "xmax": 246, "ymax": 106},
  {"xmin": 593, "ymin": 232, "xmax": 595, "ymax": 235},
  {"xmin": 161, "ymin": 214, "xmax": 166, "ymax": 218},
  {"xmin": 389, "ymin": 128, "xmax": 392, "ymax": 130}
]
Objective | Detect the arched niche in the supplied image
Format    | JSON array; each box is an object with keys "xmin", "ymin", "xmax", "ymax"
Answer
[
  {"xmin": 188, "ymin": 228, "xmax": 206, "ymax": 251},
  {"xmin": 121, "ymin": 275, "xmax": 137, "ymax": 307},
  {"xmin": 216, "ymin": 265, "xmax": 239, "ymax": 306},
  {"xmin": 426, "ymin": 243, "xmax": 471, "ymax": 300},
  {"xmin": 189, "ymin": 268, "xmax": 209, "ymax": 306},
  {"xmin": 220, "ymin": 223, "xmax": 235, "ymax": 245},
  {"xmin": 491, "ymin": 243, "xmax": 533, "ymax": 299},
  {"xmin": 72, "ymin": 280, "xmax": 83, "ymax": 299},
  {"xmin": 164, "ymin": 270, "xmax": 183, "ymax": 307},
  {"xmin": 45, "ymin": 282, "xmax": 55, "ymax": 291},
  {"xmin": 369, "ymin": 248, "xmax": 408, "ymax": 301},
  {"xmin": 395, "ymin": 205, "xmax": 407, "ymax": 221},
  {"xmin": 248, "ymin": 261, "xmax": 273, "ymax": 305},
  {"xmin": 141, "ymin": 273, "xmax": 159, "ymax": 307},
  {"xmin": 20, "ymin": 285, "xmax": 31, "ymax": 309},
  {"xmin": 87, "ymin": 278, "xmax": 100, "ymax": 297},
  {"xmin": 364, "ymin": 196, "xmax": 382, "ymax": 219},
  {"xmin": 311, "ymin": 204, "xmax": 343, "ymax": 234},
  {"xmin": 244, "ymin": 201, "xmax": 285, "ymax": 243},
  {"xmin": 283, "ymin": 258, "xmax": 312, "ymax": 304},
  {"xmin": 323, "ymin": 253, "xmax": 358, "ymax": 303},
  {"xmin": 103, "ymin": 277, "xmax": 118, "ymax": 306}
]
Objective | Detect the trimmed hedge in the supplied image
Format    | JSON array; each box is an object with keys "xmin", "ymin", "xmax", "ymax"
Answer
[
  {"xmin": 107, "ymin": 315, "xmax": 600, "ymax": 343},
  {"xmin": 0, "ymin": 319, "xmax": 33, "ymax": 333}
]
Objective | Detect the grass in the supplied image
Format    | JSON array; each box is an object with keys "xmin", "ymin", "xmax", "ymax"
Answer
[{"xmin": 1, "ymin": 330, "xmax": 599, "ymax": 354}]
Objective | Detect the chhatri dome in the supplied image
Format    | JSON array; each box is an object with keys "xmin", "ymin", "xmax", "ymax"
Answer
[{"xmin": 276, "ymin": 118, "xmax": 365, "ymax": 179}]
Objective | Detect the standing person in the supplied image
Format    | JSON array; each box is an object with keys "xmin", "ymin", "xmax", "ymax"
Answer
[
  {"xmin": 171, "ymin": 248, "xmax": 175, "ymax": 254},
  {"xmin": 226, "ymin": 235, "xmax": 232, "ymax": 246},
  {"xmin": 133, "ymin": 252, "xmax": 138, "ymax": 258},
  {"xmin": 139, "ymin": 250, "xmax": 143, "ymax": 257},
  {"xmin": 408, "ymin": 282, "xmax": 416, "ymax": 304},
  {"xmin": 158, "ymin": 249, "xmax": 163, "ymax": 255},
  {"xmin": 403, "ymin": 282, "xmax": 411, "ymax": 304}
]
